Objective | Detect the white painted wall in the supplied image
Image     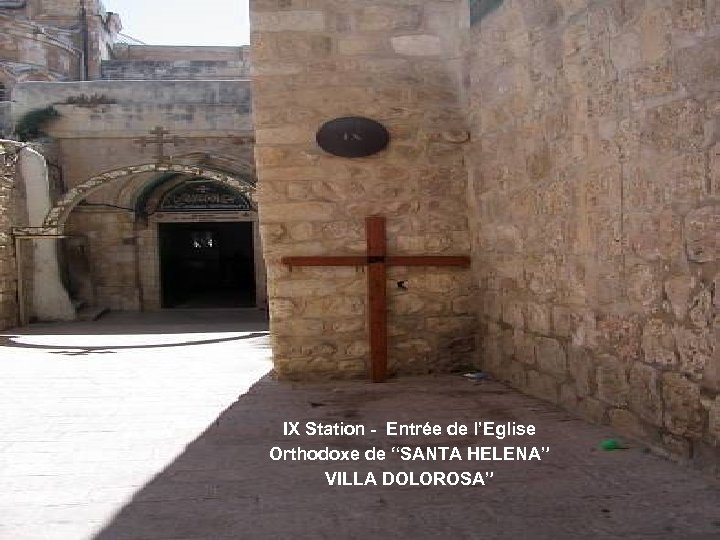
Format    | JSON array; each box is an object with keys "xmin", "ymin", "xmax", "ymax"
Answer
[{"xmin": 18, "ymin": 147, "xmax": 75, "ymax": 321}]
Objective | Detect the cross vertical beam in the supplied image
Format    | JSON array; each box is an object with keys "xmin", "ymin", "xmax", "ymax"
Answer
[{"xmin": 366, "ymin": 216, "xmax": 388, "ymax": 383}]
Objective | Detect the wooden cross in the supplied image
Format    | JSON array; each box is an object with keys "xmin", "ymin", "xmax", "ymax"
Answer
[
  {"xmin": 282, "ymin": 216, "xmax": 470, "ymax": 383},
  {"xmin": 133, "ymin": 126, "xmax": 183, "ymax": 164}
]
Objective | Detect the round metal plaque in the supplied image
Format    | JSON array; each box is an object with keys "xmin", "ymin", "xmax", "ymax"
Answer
[{"xmin": 316, "ymin": 117, "xmax": 390, "ymax": 158}]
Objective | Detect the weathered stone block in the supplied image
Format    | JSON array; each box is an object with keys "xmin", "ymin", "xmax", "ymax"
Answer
[
  {"xmin": 560, "ymin": 383, "xmax": 578, "ymax": 410},
  {"xmin": 685, "ymin": 205, "xmax": 720, "ymax": 262},
  {"xmin": 482, "ymin": 334, "xmax": 503, "ymax": 375},
  {"xmin": 708, "ymin": 398, "xmax": 720, "ymax": 443},
  {"xmin": 661, "ymin": 433, "xmax": 693, "ymax": 460},
  {"xmin": 535, "ymin": 337, "xmax": 567, "ymax": 377},
  {"xmin": 688, "ymin": 286, "xmax": 713, "ymax": 328},
  {"xmin": 526, "ymin": 302, "xmax": 551, "ymax": 334},
  {"xmin": 628, "ymin": 363, "xmax": 663, "ymax": 425},
  {"xmin": 526, "ymin": 370, "xmax": 559, "ymax": 403},
  {"xmin": 500, "ymin": 359, "xmax": 527, "ymax": 389},
  {"xmin": 502, "ymin": 328, "xmax": 514, "ymax": 357},
  {"xmin": 552, "ymin": 305, "xmax": 572, "ymax": 337},
  {"xmin": 568, "ymin": 345, "xmax": 595, "ymax": 397},
  {"xmin": 426, "ymin": 316, "xmax": 475, "ymax": 334},
  {"xmin": 337, "ymin": 36, "xmax": 388, "ymax": 56},
  {"xmin": 626, "ymin": 210, "xmax": 684, "ymax": 262},
  {"xmin": 609, "ymin": 409, "xmax": 647, "ymax": 440},
  {"xmin": 261, "ymin": 202, "xmax": 337, "ymax": 223},
  {"xmin": 251, "ymin": 11, "xmax": 326, "ymax": 32},
  {"xmin": 273, "ymin": 318, "xmax": 324, "ymax": 337},
  {"xmin": 597, "ymin": 355, "xmax": 630, "ymax": 407},
  {"xmin": 641, "ymin": 318, "xmax": 678, "ymax": 367},
  {"xmin": 513, "ymin": 330, "xmax": 536, "ymax": 365},
  {"xmin": 354, "ymin": 6, "xmax": 422, "ymax": 32},
  {"xmin": 626, "ymin": 264, "xmax": 662, "ymax": 308},
  {"xmin": 664, "ymin": 275, "xmax": 696, "ymax": 320},
  {"xmin": 391, "ymin": 35, "xmax": 442, "ymax": 57},
  {"xmin": 662, "ymin": 372, "xmax": 703, "ymax": 438},
  {"xmin": 329, "ymin": 318, "xmax": 365, "ymax": 334},
  {"xmin": 673, "ymin": 326, "xmax": 711, "ymax": 379},
  {"xmin": 676, "ymin": 37, "xmax": 720, "ymax": 91},
  {"xmin": 304, "ymin": 296, "xmax": 365, "ymax": 317},
  {"xmin": 576, "ymin": 396, "xmax": 608, "ymax": 424},
  {"xmin": 451, "ymin": 295, "xmax": 475, "ymax": 315},
  {"xmin": 643, "ymin": 99, "xmax": 705, "ymax": 152},
  {"xmin": 702, "ymin": 328, "xmax": 720, "ymax": 391},
  {"xmin": 501, "ymin": 298, "xmax": 524, "ymax": 328},
  {"xmin": 597, "ymin": 314, "xmax": 642, "ymax": 362},
  {"xmin": 269, "ymin": 298, "xmax": 295, "ymax": 320}
]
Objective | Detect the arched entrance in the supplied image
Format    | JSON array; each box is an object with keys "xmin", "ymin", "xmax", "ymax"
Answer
[
  {"xmin": 41, "ymin": 162, "xmax": 264, "ymax": 313},
  {"xmin": 141, "ymin": 177, "xmax": 262, "ymax": 309}
]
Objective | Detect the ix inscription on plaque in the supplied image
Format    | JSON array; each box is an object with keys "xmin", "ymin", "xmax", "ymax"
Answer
[{"xmin": 316, "ymin": 117, "xmax": 390, "ymax": 158}]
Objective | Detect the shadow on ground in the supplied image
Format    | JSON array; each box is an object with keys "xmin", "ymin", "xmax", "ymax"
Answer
[
  {"xmin": 1, "ymin": 332, "xmax": 269, "ymax": 355},
  {"xmin": 0, "ymin": 309, "xmax": 270, "ymax": 355},
  {"xmin": 2, "ymin": 309, "xmax": 269, "ymax": 336},
  {"xmin": 91, "ymin": 375, "xmax": 720, "ymax": 540}
]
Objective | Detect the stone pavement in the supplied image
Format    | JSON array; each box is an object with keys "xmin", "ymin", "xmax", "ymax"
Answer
[{"xmin": 1, "ymin": 311, "xmax": 719, "ymax": 540}]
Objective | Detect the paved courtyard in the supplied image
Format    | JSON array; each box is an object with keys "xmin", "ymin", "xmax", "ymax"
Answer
[{"xmin": 1, "ymin": 311, "xmax": 719, "ymax": 540}]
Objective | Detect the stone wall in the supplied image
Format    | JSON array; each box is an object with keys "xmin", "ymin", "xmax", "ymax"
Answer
[
  {"xmin": 101, "ymin": 60, "xmax": 249, "ymax": 81},
  {"xmin": 0, "ymin": 102, "xmax": 11, "ymax": 137},
  {"xmin": 11, "ymin": 80, "xmax": 254, "ymax": 185},
  {"xmin": 465, "ymin": 0, "xmax": 720, "ymax": 468},
  {"xmin": 113, "ymin": 45, "xmax": 250, "ymax": 63},
  {"xmin": 0, "ymin": 140, "xmax": 22, "ymax": 330},
  {"xmin": 64, "ymin": 208, "xmax": 139, "ymax": 311},
  {"xmin": 102, "ymin": 46, "xmax": 251, "ymax": 82},
  {"xmin": 251, "ymin": 0, "xmax": 476, "ymax": 379}
]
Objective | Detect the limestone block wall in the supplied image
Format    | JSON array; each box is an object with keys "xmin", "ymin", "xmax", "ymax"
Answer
[
  {"xmin": 100, "ymin": 60, "xmax": 250, "ymax": 81},
  {"xmin": 64, "ymin": 208, "xmax": 139, "ymax": 311},
  {"xmin": 12, "ymin": 80, "xmax": 254, "ymax": 123},
  {"xmin": 113, "ymin": 45, "xmax": 251, "ymax": 63},
  {"xmin": 102, "ymin": 46, "xmax": 251, "ymax": 81},
  {"xmin": 0, "ymin": 140, "xmax": 24, "ymax": 330},
  {"xmin": 465, "ymin": 0, "xmax": 720, "ymax": 467},
  {"xmin": 11, "ymin": 79, "xmax": 255, "ymax": 186},
  {"xmin": 251, "ymin": 0, "xmax": 476, "ymax": 379},
  {"xmin": 0, "ymin": 102, "xmax": 11, "ymax": 137}
]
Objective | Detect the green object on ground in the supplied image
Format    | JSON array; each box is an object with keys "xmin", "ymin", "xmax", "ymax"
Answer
[{"xmin": 600, "ymin": 438, "xmax": 623, "ymax": 451}]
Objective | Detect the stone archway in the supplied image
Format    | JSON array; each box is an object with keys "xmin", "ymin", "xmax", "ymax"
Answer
[
  {"xmin": 42, "ymin": 162, "xmax": 256, "ymax": 234},
  {"xmin": 50, "ymin": 161, "xmax": 264, "ymax": 313}
]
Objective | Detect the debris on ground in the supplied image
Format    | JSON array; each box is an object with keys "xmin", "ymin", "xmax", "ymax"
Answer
[
  {"xmin": 463, "ymin": 371, "xmax": 489, "ymax": 381},
  {"xmin": 599, "ymin": 438, "xmax": 627, "ymax": 451}
]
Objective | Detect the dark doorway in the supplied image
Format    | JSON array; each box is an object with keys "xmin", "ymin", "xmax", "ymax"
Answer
[{"xmin": 160, "ymin": 222, "xmax": 255, "ymax": 308}]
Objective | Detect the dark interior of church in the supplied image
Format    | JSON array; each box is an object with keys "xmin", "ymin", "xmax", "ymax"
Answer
[{"xmin": 159, "ymin": 221, "xmax": 255, "ymax": 308}]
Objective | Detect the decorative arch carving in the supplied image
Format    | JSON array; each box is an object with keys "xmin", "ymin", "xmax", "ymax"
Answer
[{"xmin": 43, "ymin": 163, "xmax": 256, "ymax": 233}]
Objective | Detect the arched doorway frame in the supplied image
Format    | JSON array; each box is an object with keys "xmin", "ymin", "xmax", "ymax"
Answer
[{"xmin": 42, "ymin": 162, "xmax": 256, "ymax": 234}]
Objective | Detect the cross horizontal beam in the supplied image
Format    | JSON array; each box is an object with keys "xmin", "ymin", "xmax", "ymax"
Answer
[{"xmin": 281, "ymin": 256, "xmax": 471, "ymax": 267}]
